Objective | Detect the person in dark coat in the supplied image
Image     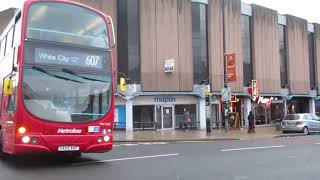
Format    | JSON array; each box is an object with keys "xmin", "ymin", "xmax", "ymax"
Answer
[
  {"xmin": 183, "ymin": 108, "xmax": 191, "ymax": 132},
  {"xmin": 248, "ymin": 111, "xmax": 255, "ymax": 133}
]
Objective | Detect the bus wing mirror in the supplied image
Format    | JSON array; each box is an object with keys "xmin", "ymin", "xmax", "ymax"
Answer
[
  {"xmin": 108, "ymin": 16, "xmax": 116, "ymax": 48},
  {"xmin": 119, "ymin": 77, "xmax": 126, "ymax": 93},
  {"xmin": 3, "ymin": 79, "xmax": 13, "ymax": 95}
]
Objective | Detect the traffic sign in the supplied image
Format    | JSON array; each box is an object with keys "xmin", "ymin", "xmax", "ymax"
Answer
[
  {"xmin": 251, "ymin": 80, "xmax": 258, "ymax": 101},
  {"xmin": 221, "ymin": 87, "xmax": 231, "ymax": 102},
  {"xmin": 225, "ymin": 53, "xmax": 236, "ymax": 82}
]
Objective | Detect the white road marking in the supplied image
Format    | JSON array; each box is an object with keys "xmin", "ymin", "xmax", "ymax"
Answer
[
  {"xmin": 72, "ymin": 153, "xmax": 179, "ymax": 166},
  {"xmin": 150, "ymin": 142, "xmax": 168, "ymax": 145},
  {"xmin": 314, "ymin": 143, "xmax": 320, "ymax": 145},
  {"xmin": 121, "ymin": 143, "xmax": 139, "ymax": 146},
  {"xmin": 220, "ymin": 145, "xmax": 285, "ymax": 152},
  {"xmin": 138, "ymin": 142, "xmax": 168, "ymax": 145},
  {"xmin": 114, "ymin": 142, "xmax": 168, "ymax": 147},
  {"xmin": 179, "ymin": 141, "xmax": 216, "ymax": 143},
  {"xmin": 138, "ymin": 142, "xmax": 152, "ymax": 145}
]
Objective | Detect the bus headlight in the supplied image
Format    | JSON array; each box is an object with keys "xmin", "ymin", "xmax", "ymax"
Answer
[
  {"xmin": 18, "ymin": 127, "xmax": 27, "ymax": 134},
  {"xmin": 104, "ymin": 136, "xmax": 110, "ymax": 142},
  {"xmin": 22, "ymin": 136, "xmax": 30, "ymax": 144}
]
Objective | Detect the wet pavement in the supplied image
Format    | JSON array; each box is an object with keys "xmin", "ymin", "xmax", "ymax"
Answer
[{"xmin": 113, "ymin": 126, "xmax": 297, "ymax": 142}]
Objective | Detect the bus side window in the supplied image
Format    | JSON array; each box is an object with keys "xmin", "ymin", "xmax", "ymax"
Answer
[
  {"xmin": 14, "ymin": 20, "xmax": 21, "ymax": 46},
  {"xmin": 0, "ymin": 81, "xmax": 2, "ymax": 115},
  {"xmin": 6, "ymin": 27, "xmax": 14, "ymax": 54},
  {"xmin": 0, "ymin": 37, "xmax": 6, "ymax": 58}
]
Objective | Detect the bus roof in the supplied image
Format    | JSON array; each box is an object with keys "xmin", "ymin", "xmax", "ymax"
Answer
[{"xmin": 0, "ymin": 0, "xmax": 24, "ymax": 13}]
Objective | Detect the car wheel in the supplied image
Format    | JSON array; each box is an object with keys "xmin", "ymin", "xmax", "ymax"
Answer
[
  {"xmin": 282, "ymin": 131, "xmax": 288, "ymax": 134},
  {"xmin": 303, "ymin": 127, "xmax": 309, "ymax": 135}
]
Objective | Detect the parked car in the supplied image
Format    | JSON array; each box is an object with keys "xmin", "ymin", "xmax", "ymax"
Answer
[{"xmin": 282, "ymin": 113, "xmax": 320, "ymax": 135}]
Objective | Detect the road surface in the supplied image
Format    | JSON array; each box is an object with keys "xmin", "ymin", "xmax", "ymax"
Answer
[{"xmin": 1, "ymin": 135, "xmax": 320, "ymax": 180}]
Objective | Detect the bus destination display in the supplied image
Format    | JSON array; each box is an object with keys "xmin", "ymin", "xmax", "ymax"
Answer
[{"xmin": 35, "ymin": 48, "xmax": 103, "ymax": 69}]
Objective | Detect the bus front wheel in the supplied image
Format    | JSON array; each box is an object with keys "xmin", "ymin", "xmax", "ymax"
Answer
[
  {"xmin": 0, "ymin": 128, "xmax": 3, "ymax": 152},
  {"xmin": 63, "ymin": 152, "xmax": 82, "ymax": 160}
]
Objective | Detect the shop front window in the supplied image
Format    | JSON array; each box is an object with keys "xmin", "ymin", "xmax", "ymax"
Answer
[
  {"xmin": 255, "ymin": 104, "xmax": 267, "ymax": 125},
  {"xmin": 133, "ymin": 105, "xmax": 155, "ymax": 129},
  {"xmin": 254, "ymin": 97, "xmax": 284, "ymax": 125},
  {"xmin": 271, "ymin": 102, "xmax": 285, "ymax": 121},
  {"xmin": 175, "ymin": 105, "xmax": 197, "ymax": 129},
  {"xmin": 287, "ymin": 99, "xmax": 309, "ymax": 114}
]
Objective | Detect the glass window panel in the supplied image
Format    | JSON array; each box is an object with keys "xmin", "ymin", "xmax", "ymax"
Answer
[
  {"xmin": 14, "ymin": 20, "xmax": 21, "ymax": 46},
  {"xmin": 6, "ymin": 27, "xmax": 14, "ymax": 52},
  {"xmin": 133, "ymin": 106, "xmax": 155, "ymax": 129},
  {"xmin": 117, "ymin": 0, "xmax": 140, "ymax": 83},
  {"xmin": 279, "ymin": 25, "xmax": 288, "ymax": 88},
  {"xmin": 22, "ymin": 68, "xmax": 112, "ymax": 123},
  {"xmin": 175, "ymin": 105, "xmax": 197, "ymax": 129},
  {"xmin": 0, "ymin": 37, "xmax": 6, "ymax": 57},
  {"xmin": 308, "ymin": 32, "xmax": 316, "ymax": 89},
  {"xmin": 192, "ymin": 3, "xmax": 208, "ymax": 84},
  {"xmin": 241, "ymin": 15, "xmax": 252, "ymax": 86},
  {"xmin": 27, "ymin": 2, "xmax": 109, "ymax": 49}
]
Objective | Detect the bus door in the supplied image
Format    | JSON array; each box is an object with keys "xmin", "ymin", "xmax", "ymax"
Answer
[{"xmin": 1, "ymin": 73, "xmax": 18, "ymax": 152}]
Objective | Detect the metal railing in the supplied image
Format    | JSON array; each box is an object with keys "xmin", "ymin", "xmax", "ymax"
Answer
[
  {"xmin": 114, "ymin": 120, "xmax": 201, "ymax": 131},
  {"xmin": 133, "ymin": 122, "xmax": 157, "ymax": 130},
  {"xmin": 175, "ymin": 120, "xmax": 200, "ymax": 130}
]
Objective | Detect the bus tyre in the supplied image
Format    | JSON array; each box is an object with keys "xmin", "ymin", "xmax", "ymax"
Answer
[
  {"xmin": 0, "ymin": 129, "xmax": 2, "ymax": 144},
  {"xmin": 0, "ymin": 128, "xmax": 3, "ymax": 152},
  {"xmin": 71, "ymin": 152, "xmax": 82, "ymax": 158},
  {"xmin": 65, "ymin": 152, "xmax": 82, "ymax": 160}
]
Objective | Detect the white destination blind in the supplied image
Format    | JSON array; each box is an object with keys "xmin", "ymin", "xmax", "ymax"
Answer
[{"xmin": 35, "ymin": 48, "xmax": 103, "ymax": 69}]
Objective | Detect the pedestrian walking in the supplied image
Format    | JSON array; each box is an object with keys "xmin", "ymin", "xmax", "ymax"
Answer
[
  {"xmin": 248, "ymin": 111, "xmax": 255, "ymax": 133},
  {"xmin": 183, "ymin": 108, "xmax": 191, "ymax": 132}
]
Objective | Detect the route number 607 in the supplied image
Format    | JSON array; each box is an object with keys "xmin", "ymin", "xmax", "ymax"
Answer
[{"xmin": 86, "ymin": 56, "xmax": 100, "ymax": 67}]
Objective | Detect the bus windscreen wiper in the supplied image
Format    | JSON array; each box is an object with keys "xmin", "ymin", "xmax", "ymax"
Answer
[
  {"xmin": 32, "ymin": 66, "xmax": 83, "ymax": 83},
  {"xmin": 62, "ymin": 69, "xmax": 108, "ymax": 83}
]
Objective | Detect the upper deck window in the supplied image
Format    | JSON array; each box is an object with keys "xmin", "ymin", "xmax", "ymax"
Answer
[{"xmin": 26, "ymin": 2, "xmax": 108, "ymax": 49}]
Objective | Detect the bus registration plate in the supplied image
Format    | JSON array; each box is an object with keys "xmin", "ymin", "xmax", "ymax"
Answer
[{"xmin": 58, "ymin": 146, "xmax": 80, "ymax": 152}]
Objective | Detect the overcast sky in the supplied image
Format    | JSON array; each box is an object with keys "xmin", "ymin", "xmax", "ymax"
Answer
[
  {"xmin": 242, "ymin": 0, "xmax": 320, "ymax": 23},
  {"xmin": 1, "ymin": 0, "xmax": 320, "ymax": 23}
]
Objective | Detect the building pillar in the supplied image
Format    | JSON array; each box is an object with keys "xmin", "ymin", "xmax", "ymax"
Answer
[
  {"xmin": 309, "ymin": 98, "xmax": 315, "ymax": 114},
  {"xmin": 199, "ymin": 98, "xmax": 206, "ymax": 130},
  {"xmin": 243, "ymin": 98, "xmax": 252, "ymax": 128},
  {"xmin": 126, "ymin": 98, "xmax": 133, "ymax": 132}
]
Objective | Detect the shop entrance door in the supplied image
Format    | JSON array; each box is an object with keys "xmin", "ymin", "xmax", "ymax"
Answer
[
  {"xmin": 162, "ymin": 106, "xmax": 174, "ymax": 129},
  {"xmin": 155, "ymin": 105, "xmax": 174, "ymax": 130}
]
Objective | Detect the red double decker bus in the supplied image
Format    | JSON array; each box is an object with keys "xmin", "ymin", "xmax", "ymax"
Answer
[{"xmin": 0, "ymin": 0, "xmax": 115, "ymax": 156}]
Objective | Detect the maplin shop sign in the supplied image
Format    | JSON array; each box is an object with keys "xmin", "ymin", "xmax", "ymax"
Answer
[{"xmin": 154, "ymin": 96, "xmax": 176, "ymax": 104}]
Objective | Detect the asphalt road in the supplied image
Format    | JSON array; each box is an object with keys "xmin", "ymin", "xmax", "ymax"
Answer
[{"xmin": 1, "ymin": 135, "xmax": 320, "ymax": 180}]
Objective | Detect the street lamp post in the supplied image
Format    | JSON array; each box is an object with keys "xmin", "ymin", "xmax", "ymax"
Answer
[{"xmin": 222, "ymin": 0, "xmax": 229, "ymax": 132}]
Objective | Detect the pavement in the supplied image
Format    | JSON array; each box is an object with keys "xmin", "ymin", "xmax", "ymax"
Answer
[{"xmin": 113, "ymin": 126, "xmax": 304, "ymax": 142}]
